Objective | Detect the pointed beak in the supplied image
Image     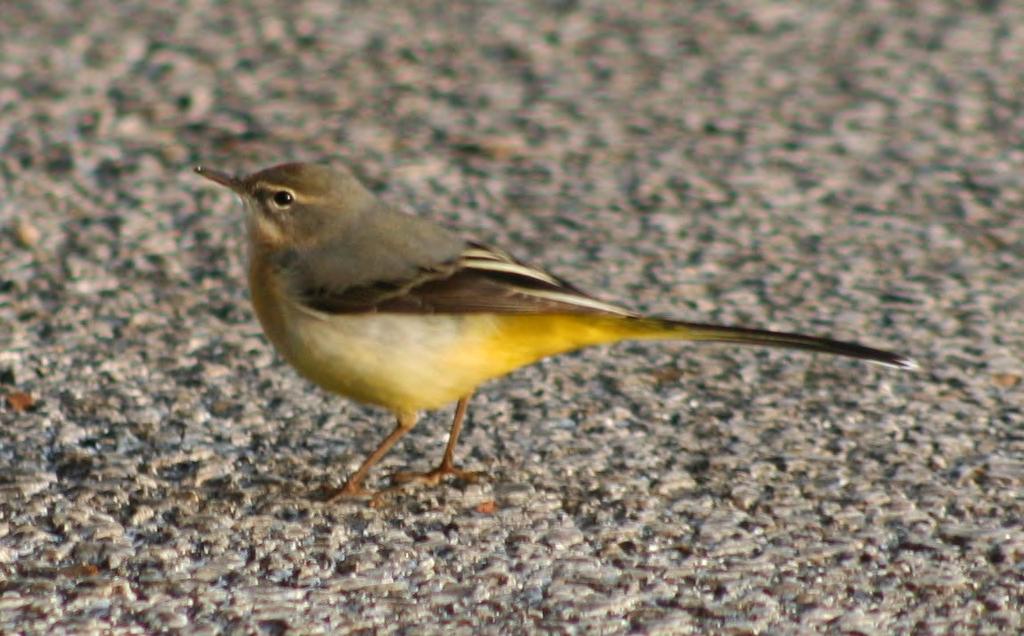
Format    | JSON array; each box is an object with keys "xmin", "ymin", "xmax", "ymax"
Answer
[{"xmin": 194, "ymin": 165, "xmax": 243, "ymax": 192}]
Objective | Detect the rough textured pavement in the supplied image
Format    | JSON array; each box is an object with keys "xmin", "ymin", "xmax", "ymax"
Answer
[{"xmin": 1, "ymin": 1, "xmax": 1022, "ymax": 633}]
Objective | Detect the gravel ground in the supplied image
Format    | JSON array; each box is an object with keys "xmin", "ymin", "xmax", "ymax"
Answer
[{"xmin": 1, "ymin": 0, "xmax": 1022, "ymax": 633}]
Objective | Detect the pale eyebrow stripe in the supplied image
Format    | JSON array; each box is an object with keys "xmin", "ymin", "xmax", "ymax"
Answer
[{"xmin": 252, "ymin": 182, "xmax": 312, "ymax": 204}]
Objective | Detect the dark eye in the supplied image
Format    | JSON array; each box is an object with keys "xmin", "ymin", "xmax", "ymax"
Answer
[{"xmin": 272, "ymin": 191, "xmax": 294, "ymax": 207}]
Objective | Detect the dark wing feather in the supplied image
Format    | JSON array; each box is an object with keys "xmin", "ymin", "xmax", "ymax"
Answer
[{"xmin": 297, "ymin": 242, "xmax": 632, "ymax": 316}]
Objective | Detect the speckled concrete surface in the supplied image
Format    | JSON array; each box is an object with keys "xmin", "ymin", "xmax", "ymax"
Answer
[{"xmin": 1, "ymin": 0, "xmax": 1022, "ymax": 633}]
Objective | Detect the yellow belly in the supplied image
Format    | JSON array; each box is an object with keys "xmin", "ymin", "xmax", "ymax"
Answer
[
  {"xmin": 276, "ymin": 310, "xmax": 632, "ymax": 411},
  {"xmin": 283, "ymin": 311, "xmax": 504, "ymax": 410},
  {"xmin": 247, "ymin": 256, "xmax": 642, "ymax": 413}
]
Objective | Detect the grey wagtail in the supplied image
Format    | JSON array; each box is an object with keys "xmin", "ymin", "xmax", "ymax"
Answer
[{"xmin": 194, "ymin": 162, "xmax": 916, "ymax": 500}]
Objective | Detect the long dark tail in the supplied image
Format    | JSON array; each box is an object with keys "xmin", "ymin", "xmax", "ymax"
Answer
[{"xmin": 626, "ymin": 317, "xmax": 918, "ymax": 370}]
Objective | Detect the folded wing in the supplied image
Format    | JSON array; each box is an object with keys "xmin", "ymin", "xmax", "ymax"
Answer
[{"xmin": 296, "ymin": 242, "xmax": 633, "ymax": 316}]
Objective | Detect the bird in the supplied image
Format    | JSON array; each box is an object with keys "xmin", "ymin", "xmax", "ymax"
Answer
[{"xmin": 194, "ymin": 162, "xmax": 916, "ymax": 500}]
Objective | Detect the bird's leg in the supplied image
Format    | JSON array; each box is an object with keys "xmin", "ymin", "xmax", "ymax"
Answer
[
  {"xmin": 324, "ymin": 411, "xmax": 418, "ymax": 501},
  {"xmin": 392, "ymin": 395, "xmax": 482, "ymax": 486}
]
